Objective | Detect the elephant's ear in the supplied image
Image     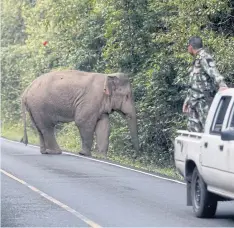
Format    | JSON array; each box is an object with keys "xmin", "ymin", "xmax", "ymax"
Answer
[{"xmin": 104, "ymin": 75, "xmax": 120, "ymax": 96}]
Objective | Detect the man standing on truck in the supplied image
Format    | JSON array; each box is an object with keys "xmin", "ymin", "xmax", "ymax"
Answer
[{"xmin": 183, "ymin": 36, "xmax": 228, "ymax": 132}]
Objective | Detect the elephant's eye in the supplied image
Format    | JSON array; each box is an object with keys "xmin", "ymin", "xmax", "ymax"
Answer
[{"xmin": 126, "ymin": 94, "xmax": 129, "ymax": 100}]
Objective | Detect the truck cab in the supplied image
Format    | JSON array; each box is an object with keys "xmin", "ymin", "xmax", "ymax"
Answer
[{"xmin": 174, "ymin": 88, "xmax": 234, "ymax": 218}]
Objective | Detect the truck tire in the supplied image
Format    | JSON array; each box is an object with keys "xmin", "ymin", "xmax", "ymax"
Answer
[{"xmin": 191, "ymin": 167, "xmax": 217, "ymax": 218}]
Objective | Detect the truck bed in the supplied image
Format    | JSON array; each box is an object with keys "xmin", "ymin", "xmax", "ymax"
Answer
[{"xmin": 174, "ymin": 130, "xmax": 202, "ymax": 177}]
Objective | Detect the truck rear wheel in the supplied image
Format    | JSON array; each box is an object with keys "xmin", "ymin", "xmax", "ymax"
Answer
[{"xmin": 191, "ymin": 167, "xmax": 217, "ymax": 218}]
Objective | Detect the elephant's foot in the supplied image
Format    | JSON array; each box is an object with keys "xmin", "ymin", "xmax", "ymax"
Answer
[
  {"xmin": 97, "ymin": 148, "xmax": 108, "ymax": 159},
  {"xmin": 78, "ymin": 150, "xmax": 92, "ymax": 157},
  {"xmin": 40, "ymin": 147, "xmax": 47, "ymax": 154},
  {"xmin": 40, "ymin": 150, "xmax": 47, "ymax": 154},
  {"xmin": 42, "ymin": 149, "xmax": 62, "ymax": 155}
]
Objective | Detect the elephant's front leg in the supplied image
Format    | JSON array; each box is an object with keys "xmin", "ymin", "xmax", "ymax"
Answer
[
  {"xmin": 75, "ymin": 120, "xmax": 96, "ymax": 157},
  {"xmin": 41, "ymin": 126, "xmax": 62, "ymax": 154},
  {"xmin": 95, "ymin": 114, "xmax": 110, "ymax": 158}
]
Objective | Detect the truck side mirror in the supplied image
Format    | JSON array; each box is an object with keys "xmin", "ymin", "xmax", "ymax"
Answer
[{"xmin": 221, "ymin": 128, "xmax": 234, "ymax": 141}]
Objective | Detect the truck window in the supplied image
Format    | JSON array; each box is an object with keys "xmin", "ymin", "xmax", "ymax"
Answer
[
  {"xmin": 231, "ymin": 113, "xmax": 234, "ymax": 128},
  {"xmin": 227, "ymin": 104, "xmax": 234, "ymax": 128},
  {"xmin": 210, "ymin": 96, "xmax": 232, "ymax": 134}
]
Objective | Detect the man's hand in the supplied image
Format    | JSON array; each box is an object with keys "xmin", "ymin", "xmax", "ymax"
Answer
[{"xmin": 183, "ymin": 102, "xmax": 189, "ymax": 113}]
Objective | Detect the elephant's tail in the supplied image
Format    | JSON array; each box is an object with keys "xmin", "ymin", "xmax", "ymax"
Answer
[{"xmin": 20, "ymin": 96, "xmax": 28, "ymax": 146}]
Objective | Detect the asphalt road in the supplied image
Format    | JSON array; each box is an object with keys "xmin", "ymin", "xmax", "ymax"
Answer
[{"xmin": 1, "ymin": 138, "xmax": 234, "ymax": 227}]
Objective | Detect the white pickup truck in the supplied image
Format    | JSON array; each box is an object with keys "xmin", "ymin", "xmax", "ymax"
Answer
[{"xmin": 174, "ymin": 88, "xmax": 234, "ymax": 218}]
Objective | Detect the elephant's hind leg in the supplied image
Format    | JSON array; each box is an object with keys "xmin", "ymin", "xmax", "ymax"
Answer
[
  {"xmin": 95, "ymin": 114, "xmax": 110, "ymax": 158},
  {"xmin": 39, "ymin": 133, "xmax": 46, "ymax": 154},
  {"xmin": 28, "ymin": 109, "xmax": 46, "ymax": 154},
  {"xmin": 27, "ymin": 106, "xmax": 61, "ymax": 155}
]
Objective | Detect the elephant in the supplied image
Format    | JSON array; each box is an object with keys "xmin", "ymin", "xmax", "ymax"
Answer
[{"xmin": 20, "ymin": 69, "xmax": 139, "ymax": 157}]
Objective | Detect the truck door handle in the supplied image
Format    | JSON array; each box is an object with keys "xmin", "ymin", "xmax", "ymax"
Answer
[
  {"xmin": 219, "ymin": 145, "xmax": 224, "ymax": 151},
  {"xmin": 204, "ymin": 142, "xmax": 208, "ymax": 148}
]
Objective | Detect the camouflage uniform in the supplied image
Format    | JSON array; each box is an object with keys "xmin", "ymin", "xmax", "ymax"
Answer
[{"xmin": 185, "ymin": 48, "xmax": 227, "ymax": 132}]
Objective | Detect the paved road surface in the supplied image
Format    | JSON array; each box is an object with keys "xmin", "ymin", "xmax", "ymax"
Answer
[{"xmin": 1, "ymin": 138, "xmax": 234, "ymax": 227}]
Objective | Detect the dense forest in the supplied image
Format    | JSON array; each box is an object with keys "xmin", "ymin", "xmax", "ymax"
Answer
[{"xmin": 2, "ymin": 0, "xmax": 234, "ymax": 172}]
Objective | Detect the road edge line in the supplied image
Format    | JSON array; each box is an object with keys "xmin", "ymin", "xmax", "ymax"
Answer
[
  {"xmin": 0, "ymin": 168, "xmax": 102, "ymax": 228},
  {"xmin": 1, "ymin": 137, "xmax": 186, "ymax": 185},
  {"xmin": 63, "ymin": 151, "xmax": 186, "ymax": 185}
]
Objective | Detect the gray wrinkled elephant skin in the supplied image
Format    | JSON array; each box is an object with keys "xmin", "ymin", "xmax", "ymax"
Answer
[{"xmin": 20, "ymin": 70, "xmax": 139, "ymax": 157}]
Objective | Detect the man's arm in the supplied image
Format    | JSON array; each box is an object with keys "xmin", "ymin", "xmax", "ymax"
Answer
[
  {"xmin": 183, "ymin": 88, "xmax": 191, "ymax": 113},
  {"xmin": 183, "ymin": 97, "xmax": 189, "ymax": 113},
  {"xmin": 200, "ymin": 56, "xmax": 228, "ymax": 89}
]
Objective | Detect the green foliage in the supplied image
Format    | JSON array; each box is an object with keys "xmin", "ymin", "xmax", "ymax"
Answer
[
  {"xmin": 2, "ymin": 0, "xmax": 234, "ymax": 170},
  {"xmin": 1, "ymin": 0, "xmax": 27, "ymax": 46}
]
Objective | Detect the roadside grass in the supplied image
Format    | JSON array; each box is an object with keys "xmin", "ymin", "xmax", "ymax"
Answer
[{"xmin": 1, "ymin": 122, "xmax": 183, "ymax": 181}]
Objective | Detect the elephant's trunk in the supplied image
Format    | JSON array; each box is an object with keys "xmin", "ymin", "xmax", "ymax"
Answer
[{"xmin": 126, "ymin": 114, "xmax": 139, "ymax": 152}]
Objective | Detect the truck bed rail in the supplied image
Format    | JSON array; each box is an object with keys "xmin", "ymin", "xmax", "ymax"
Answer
[{"xmin": 177, "ymin": 130, "xmax": 202, "ymax": 139}]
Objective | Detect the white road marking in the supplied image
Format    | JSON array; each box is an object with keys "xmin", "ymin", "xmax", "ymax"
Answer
[
  {"xmin": 1, "ymin": 168, "xmax": 102, "ymax": 228},
  {"xmin": 1, "ymin": 137, "xmax": 186, "ymax": 185}
]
